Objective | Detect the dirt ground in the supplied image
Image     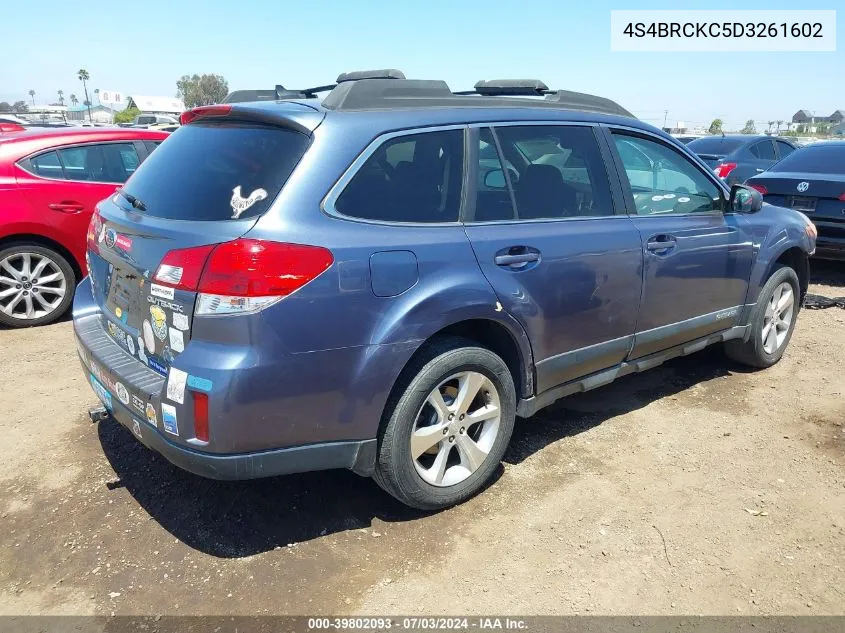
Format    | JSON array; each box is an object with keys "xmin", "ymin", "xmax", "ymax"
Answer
[{"xmin": 1, "ymin": 262, "xmax": 843, "ymax": 617}]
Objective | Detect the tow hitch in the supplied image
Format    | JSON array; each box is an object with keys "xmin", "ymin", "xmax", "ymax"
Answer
[{"xmin": 89, "ymin": 406, "xmax": 110, "ymax": 423}]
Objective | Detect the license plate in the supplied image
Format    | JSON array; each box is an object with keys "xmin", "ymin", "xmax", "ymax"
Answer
[
  {"xmin": 90, "ymin": 374, "xmax": 113, "ymax": 409},
  {"xmin": 791, "ymin": 196, "xmax": 817, "ymax": 213}
]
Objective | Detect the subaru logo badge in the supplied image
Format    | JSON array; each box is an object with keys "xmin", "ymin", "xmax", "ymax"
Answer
[
  {"xmin": 104, "ymin": 228, "xmax": 116, "ymax": 248},
  {"xmin": 796, "ymin": 181, "xmax": 810, "ymax": 193}
]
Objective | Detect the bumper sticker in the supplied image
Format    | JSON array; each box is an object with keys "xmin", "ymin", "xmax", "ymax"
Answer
[
  {"xmin": 169, "ymin": 327, "xmax": 184, "ymax": 353},
  {"xmin": 115, "ymin": 382, "xmax": 130, "ymax": 406},
  {"xmin": 131, "ymin": 418, "xmax": 142, "ymax": 438},
  {"xmin": 150, "ymin": 284, "xmax": 175, "ymax": 300},
  {"xmin": 137, "ymin": 336, "xmax": 148, "ymax": 365},
  {"xmin": 126, "ymin": 334, "xmax": 135, "ymax": 356},
  {"xmin": 166, "ymin": 368, "xmax": 188, "ymax": 404},
  {"xmin": 150, "ymin": 306, "xmax": 168, "ymax": 341},
  {"xmin": 131, "ymin": 394, "xmax": 145, "ymax": 414},
  {"xmin": 145, "ymin": 403, "xmax": 158, "ymax": 428},
  {"xmin": 161, "ymin": 403, "xmax": 178, "ymax": 436},
  {"xmin": 142, "ymin": 320, "xmax": 155, "ymax": 352},
  {"xmin": 187, "ymin": 375, "xmax": 213, "ymax": 392},
  {"xmin": 147, "ymin": 356, "xmax": 168, "ymax": 377},
  {"xmin": 90, "ymin": 374, "xmax": 112, "ymax": 409},
  {"xmin": 172, "ymin": 313, "xmax": 189, "ymax": 331}
]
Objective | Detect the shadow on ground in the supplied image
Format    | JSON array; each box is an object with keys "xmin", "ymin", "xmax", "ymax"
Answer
[
  {"xmin": 98, "ymin": 345, "xmax": 746, "ymax": 559},
  {"xmin": 810, "ymin": 259, "xmax": 845, "ymax": 289}
]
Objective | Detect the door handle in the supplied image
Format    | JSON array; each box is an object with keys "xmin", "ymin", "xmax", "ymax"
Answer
[
  {"xmin": 48, "ymin": 201, "xmax": 85, "ymax": 213},
  {"xmin": 646, "ymin": 235, "xmax": 677, "ymax": 253},
  {"xmin": 494, "ymin": 252, "xmax": 540, "ymax": 267}
]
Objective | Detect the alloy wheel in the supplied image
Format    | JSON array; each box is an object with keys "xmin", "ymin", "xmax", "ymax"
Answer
[
  {"xmin": 761, "ymin": 281, "xmax": 794, "ymax": 354},
  {"xmin": 411, "ymin": 371, "xmax": 501, "ymax": 487},
  {"xmin": 0, "ymin": 252, "xmax": 67, "ymax": 321}
]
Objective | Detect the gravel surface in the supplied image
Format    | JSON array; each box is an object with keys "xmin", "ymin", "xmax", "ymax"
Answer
[{"xmin": 1, "ymin": 262, "xmax": 843, "ymax": 616}]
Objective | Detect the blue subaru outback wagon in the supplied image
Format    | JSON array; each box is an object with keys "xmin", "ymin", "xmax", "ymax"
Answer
[{"xmin": 73, "ymin": 70, "xmax": 817, "ymax": 509}]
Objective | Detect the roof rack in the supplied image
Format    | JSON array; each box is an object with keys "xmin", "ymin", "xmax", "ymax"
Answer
[
  {"xmin": 225, "ymin": 70, "xmax": 634, "ymax": 119},
  {"xmin": 454, "ymin": 79, "xmax": 550, "ymax": 97},
  {"xmin": 336, "ymin": 69, "xmax": 405, "ymax": 83}
]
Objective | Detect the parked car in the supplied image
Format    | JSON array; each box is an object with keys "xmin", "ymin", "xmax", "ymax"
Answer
[
  {"xmin": 0, "ymin": 127, "xmax": 169, "ymax": 327},
  {"xmin": 687, "ymin": 135, "xmax": 798, "ymax": 186},
  {"xmin": 132, "ymin": 114, "xmax": 179, "ymax": 127},
  {"xmin": 73, "ymin": 71, "xmax": 816, "ymax": 510},
  {"xmin": 746, "ymin": 141, "xmax": 845, "ymax": 259}
]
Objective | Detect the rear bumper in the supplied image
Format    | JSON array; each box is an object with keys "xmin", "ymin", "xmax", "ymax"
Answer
[
  {"xmin": 89, "ymin": 398, "xmax": 376, "ymax": 479},
  {"xmin": 72, "ymin": 276, "xmax": 381, "ymax": 479}
]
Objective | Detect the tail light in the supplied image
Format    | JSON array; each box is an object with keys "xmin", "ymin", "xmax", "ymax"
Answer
[
  {"xmin": 839, "ymin": 193, "xmax": 845, "ymax": 202},
  {"xmin": 0, "ymin": 123, "xmax": 25, "ymax": 133},
  {"xmin": 153, "ymin": 239, "xmax": 334, "ymax": 316},
  {"xmin": 748, "ymin": 184, "xmax": 768, "ymax": 195},
  {"xmin": 179, "ymin": 105, "xmax": 232, "ymax": 125},
  {"xmin": 714, "ymin": 162, "xmax": 738, "ymax": 179},
  {"xmin": 87, "ymin": 208, "xmax": 103, "ymax": 254},
  {"xmin": 193, "ymin": 392, "xmax": 209, "ymax": 442}
]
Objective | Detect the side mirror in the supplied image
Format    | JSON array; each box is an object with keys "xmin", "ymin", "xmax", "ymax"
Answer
[
  {"xmin": 730, "ymin": 184, "xmax": 763, "ymax": 213},
  {"xmin": 484, "ymin": 169, "xmax": 507, "ymax": 189}
]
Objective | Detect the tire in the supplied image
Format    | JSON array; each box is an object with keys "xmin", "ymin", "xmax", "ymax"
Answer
[
  {"xmin": 0, "ymin": 243, "xmax": 76, "ymax": 328},
  {"xmin": 374, "ymin": 337, "xmax": 516, "ymax": 510},
  {"xmin": 725, "ymin": 265, "xmax": 800, "ymax": 368}
]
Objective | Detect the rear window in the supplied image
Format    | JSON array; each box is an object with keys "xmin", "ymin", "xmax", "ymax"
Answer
[
  {"xmin": 770, "ymin": 145, "xmax": 845, "ymax": 175},
  {"xmin": 686, "ymin": 137, "xmax": 745, "ymax": 155},
  {"xmin": 122, "ymin": 122, "xmax": 310, "ymax": 221}
]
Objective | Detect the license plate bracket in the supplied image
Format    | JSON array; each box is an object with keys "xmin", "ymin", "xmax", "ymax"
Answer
[{"xmin": 791, "ymin": 196, "xmax": 817, "ymax": 213}]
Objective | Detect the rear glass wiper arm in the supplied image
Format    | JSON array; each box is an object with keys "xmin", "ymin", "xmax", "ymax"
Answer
[{"xmin": 117, "ymin": 189, "xmax": 147, "ymax": 212}]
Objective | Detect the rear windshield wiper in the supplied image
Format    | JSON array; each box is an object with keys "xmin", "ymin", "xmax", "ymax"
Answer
[{"xmin": 117, "ymin": 189, "xmax": 147, "ymax": 212}]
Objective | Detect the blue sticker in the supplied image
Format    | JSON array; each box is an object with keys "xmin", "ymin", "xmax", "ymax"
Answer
[
  {"xmin": 147, "ymin": 356, "xmax": 168, "ymax": 376},
  {"xmin": 90, "ymin": 374, "xmax": 112, "ymax": 409},
  {"xmin": 161, "ymin": 404, "xmax": 178, "ymax": 436},
  {"xmin": 187, "ymin": 375, "xmax": 213, "ymax": 392}
]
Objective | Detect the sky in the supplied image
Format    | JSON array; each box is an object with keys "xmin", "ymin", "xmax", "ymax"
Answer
[{"xmin": 2, "ymin": 0, "xmax": 842, "ymax": 131}]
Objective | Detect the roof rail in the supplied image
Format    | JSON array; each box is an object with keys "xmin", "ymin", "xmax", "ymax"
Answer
[{"xmin": 545, "ymin": 90, "xmax": 633, "ymax": 118}]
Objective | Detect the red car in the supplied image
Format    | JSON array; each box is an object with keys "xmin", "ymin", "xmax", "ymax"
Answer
[{"xmin": 0, "ymin": 126, "xmax": 168, "ymax": 327}]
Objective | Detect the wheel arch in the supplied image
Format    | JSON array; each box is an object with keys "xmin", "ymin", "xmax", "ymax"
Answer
[
  {"xmin": 0, "ymin": 233, "xmax": 83, "ymax": 283},
  {"xmin": 771, "ymin": 246, "xmax": 809, "ymax": 303}
]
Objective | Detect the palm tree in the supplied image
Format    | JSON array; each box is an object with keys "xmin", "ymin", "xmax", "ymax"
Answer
[
  {"xmin": 767, "ymin": 121, "xmax": 774, "ymax": 133},
  {"xmin": 78, "ymin": 69, "xmax": 92, "ymax": 122},
  {"xmin": 776, "ymin": 120, "xmax": 784, "ymax": 134},
  {"xmin": 57, "ymin": 90, "xmax": 64, "ymax": 106},
  {"xmin": 70, "ymin": 94, "xmax": 78, "ymax": 106},
  {"xmin": 28, "ymin": 89, "xmax": 35, "ymax": 105}
]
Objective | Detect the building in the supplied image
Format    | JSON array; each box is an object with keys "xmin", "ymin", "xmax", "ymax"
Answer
[
  {"xmin": 791, "ymin": 110, "xmax": 815, "ymax": 125},
  {"xmin": 125, "ymin": 95, "xmax": 185, "ymax": 116},
  {"xmin": 66, "ymin": 104, "xmax": 115, "ymax": 123},
  {"xmin": 827, "ymin": 110, "xmax": 845, "ymax": 124}
]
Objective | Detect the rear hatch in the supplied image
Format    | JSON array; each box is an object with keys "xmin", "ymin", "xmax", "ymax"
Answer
[{"xmin": 87, "ymin": 104, "xmax": 322, "ymax": 376}]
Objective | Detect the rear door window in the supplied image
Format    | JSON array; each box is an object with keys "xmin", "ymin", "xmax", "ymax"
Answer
[
  {"xmin": 749, "ymin": 140, "xmax": 776, "ymax": 160},
  {"xmin": 334, "ymin": 129, "xmax": 464, "ymax": 223},
  {"xmin": 57, "ymin": 143, "xmax": 140, "ymax": 183},
  {"xmin": 775, "ymin": 140, "xmax": 796, "ymax": 159},
  {"xmin": 28, "ymin": 151, "xmax": 63, "ymax": 179},
  {"xmin": 487, "ymin": 125, "xmax": 614, "ymax": 220},
  {"xmin": 121, "ymin": 122, "xmax": 311, "ymax": 221}
]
